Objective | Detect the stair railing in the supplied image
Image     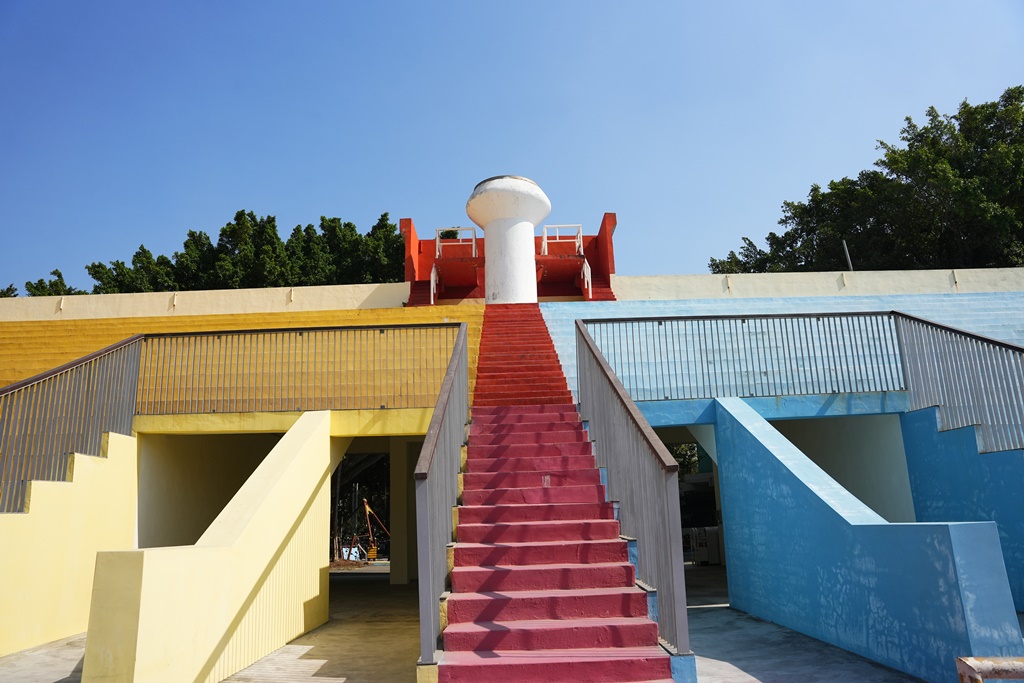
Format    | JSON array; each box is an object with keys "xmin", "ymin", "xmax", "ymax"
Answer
[
  {"xmin": 414, "ymin": 323, "xmax": 469, "ymax": 666},
  {"xmin": 575, "ymin": 319, "xmax": 690, "ymax": 654},
  {"xmin": 581, "ymin": 258, "xmax": 593, "ymax": 300},
  {"xmin": 0, "ymin": 336, "xmax": 143, "ymax": 512},
  {"xmin": 893, "ymin": 312, "xmax": 1024, "ymax": 453}
]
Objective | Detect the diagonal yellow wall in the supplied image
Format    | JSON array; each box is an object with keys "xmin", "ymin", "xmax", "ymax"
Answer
[
  {"xmin": 83, "ymin": 412, "xmax": 349, "ymax": 683},
  {"xmin": 0, "ymin": 433, "xmax": 137, "ymax": 657}
]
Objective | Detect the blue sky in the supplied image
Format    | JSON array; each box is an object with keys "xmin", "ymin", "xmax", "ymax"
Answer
[{"xmin": 2, "ymin": 2, "xmax": 1022, "ymax": 293}]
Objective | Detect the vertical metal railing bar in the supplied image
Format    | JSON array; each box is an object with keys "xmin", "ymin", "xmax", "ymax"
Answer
[
  {"xmin": 414, "ymin": 323, "xmax": 468, "ymax": 665},
  {"xmin": 575, "ymin": 320, "xmax": 687, "ymax": 652}
]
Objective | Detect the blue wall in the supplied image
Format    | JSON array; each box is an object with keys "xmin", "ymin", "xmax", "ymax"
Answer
[
  {"xmin": 714, "ymin": 397, "xmax": 1023, "ymax": 683},
  {"xmin": 901, "ymin": 407, "xmax": 1024, "ymax": 609}
]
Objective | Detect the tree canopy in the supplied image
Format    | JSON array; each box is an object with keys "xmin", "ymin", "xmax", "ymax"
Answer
[
  {"xmin": 709, "ymin": 86, "xmax": 1024, "ymax": 273},
  {"xmin": 13, "ymin": 211, "xmax": 404, "ymax": 296}
]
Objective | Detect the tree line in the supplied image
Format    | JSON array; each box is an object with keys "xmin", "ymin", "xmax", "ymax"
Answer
[
  {"xmin": 4, "ymin": 211, "xmax": 404, "ymax": 296},
  {"xmin": 710, "ymin": 86, "xmax": 1024, "ymax": 273}
]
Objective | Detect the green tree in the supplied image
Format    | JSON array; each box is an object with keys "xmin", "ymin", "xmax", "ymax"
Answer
[
  {"xmin": 0, "ymin": 284, "xmax": 17, "ymax": 297},
  {"xmin": 24, "ymin": 269, "xmax": 84, "ymax": 296},
  {"xmin": 25, "ymin": 209, "xmax": 407, "ymax": 295},
  {"xmin": 710, "ymin": 86, "xmax": 1024, "ymax": 273}
]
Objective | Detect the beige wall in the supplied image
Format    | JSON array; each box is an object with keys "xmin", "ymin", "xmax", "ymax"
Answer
[
  {"xmin": 0, "ymin": 282, "xmax": 410, "ymax": 322},
  {"xmin": 138, "ymin": 433, "xmax": 281, "ymax": 548},
  {"xmin": 771, "ymin": 414, "xmax": 916, "ymax": 523},
  {"xmin": 611, "ymin": 267, "xmax": 1024, "ymax": 301},
  {"xmin": 0, "ymin": 433, "xmax": 137, "ymax": 657}
]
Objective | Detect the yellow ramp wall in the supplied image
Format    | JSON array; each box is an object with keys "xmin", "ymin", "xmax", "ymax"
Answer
[
  {"xmin": 0, "ymin": 433, "xmax": 137, "ymax": 657},
  {"xmin": 83, "ymin": 412, "xmax": 350, "ymax": 683}
]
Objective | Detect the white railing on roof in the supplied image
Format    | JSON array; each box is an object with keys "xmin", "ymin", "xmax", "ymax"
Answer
[
  {"xmin": 429, "ymin": 263, "xmax": 437, "ymax": 305},
  {"xmin": 540, "ymin": 224, "xmax": 583, "ymax": 256},
  {"xmin": 435, "ymin": 227, "xmax": 477, "ymax": 258}
]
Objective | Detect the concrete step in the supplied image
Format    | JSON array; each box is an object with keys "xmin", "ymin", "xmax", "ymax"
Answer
[
  {"xmin": 462, "ymin": 469, "xmax": 600, "ymax": 491},
  {"xmin": 445, "ymin": 586, "xmax": 648, "ymax": 624},
  {"xmin": 472, "ymin": 404, "xmax": 577, "ymax": 416},
  {"xmin": 443, "ymin": 616, "xmax": 658, "ymax": 651},
  {"xmin": 467, "ymin": 429, "xmax": 588, "ymax": 447},
  {"xmin": 456, "ymin": 518, "xmax": 620, "ymax": 544},
  {"xmin": 471, "ymin": 410, "xmax": 580, "ymax": 425},
  {"xmin": 453, "ymin": 538, "xmax": 628, "ymax": 567},
  {"xmin": 463, "ymin": 454, "xmax": 597, "ymax": 473},
  {"xmin": 438, "ymin": 647, "xmax": 671, "ymax": 683},
  {"xmin": 457, "ymin": 501, "xmax": 614, "ymax": 524},
  {"xmin": 450, "ymin": 561, "xmax": 635, "ymax": 592},
  {"xmin": 473, "ymin": 393, "xmax": 576, "ymax": 407},
  {"xmin": 466, "ymin": 440, "xmax": 593, "ymax": 459},
  {"xmin": 461, "ymin": 483, "xmax": 606, "ymax": 506}
]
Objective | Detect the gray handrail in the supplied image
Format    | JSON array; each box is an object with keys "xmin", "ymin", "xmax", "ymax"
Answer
[
  {"xmin": 575, "ymin": 319, "xmax": 690, "ymax": 653},
  {"xmin": 0, "ymin": 336, "xmax": 143, "ymax": 512},
  {"xmin": 413, "ymin": 323, "xmax": 469, "ymax": 666},
  {"xmin": 894, "ymin": 313, "xmax": 1024, "ymax": 453}
]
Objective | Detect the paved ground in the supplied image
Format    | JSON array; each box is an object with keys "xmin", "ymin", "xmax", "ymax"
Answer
[{"xmin": 3, "ymin": 564, "xmax": 1017, "ymax": 682}]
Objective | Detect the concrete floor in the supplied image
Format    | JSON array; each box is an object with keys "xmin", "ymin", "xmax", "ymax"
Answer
[{"xmin": 3, "ymin": 565, "xmax": 1017, "ymax": 682}]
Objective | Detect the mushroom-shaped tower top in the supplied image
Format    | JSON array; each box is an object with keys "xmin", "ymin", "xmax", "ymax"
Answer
[
  {"xmin": 466, "ymin": 176, "xmax": 551, "ymax": 304},
  {"xmin": 466, "ymin": 176, "xmax": 551, "ymax": 230}
]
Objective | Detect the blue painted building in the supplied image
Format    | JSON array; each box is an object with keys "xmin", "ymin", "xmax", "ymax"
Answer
[{"xmin": 541, "ymin": 270, "xmax": 1024, "ymax": 683}]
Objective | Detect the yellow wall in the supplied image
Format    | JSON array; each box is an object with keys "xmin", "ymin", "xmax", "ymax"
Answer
[
  {"xmin": 83, "ymin": 412, "xmax": 349, "ymax": 683},
  {"xmin": 0, "ymin": 433, "xmax": 137, "ymax": 657},
  {"xmin": 0, "ymin": 301, "xmax": 483, "ymax": 390},
  {"xmin": 138, "ymin": 433, "xmax": 281, "ymax": 548}
]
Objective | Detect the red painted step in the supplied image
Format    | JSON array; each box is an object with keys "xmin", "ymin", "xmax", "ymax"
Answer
[
  {"xmin": 457, "ymin": 501, "xmax": 614, "ymax": 524},
  {"xmin": 437, "ymin": 647, "xmax": 671, "ymax": 683},
  {"xmin": 469, "ymin": 420, "xmax": 583, "ymax": 437},
  {"xmin": 472, "ymin": 404, "xmax": 577, "ymax": 416},
  {"xmin": 461, "ymin": 483, "xmax": 605, "ymax": 506},
  {"xmin": 462, "ymin": 469, "xmax": 600, "ymax": 490},
  {"xmin": 463, "ymin": 454, "xmax": 597, "ymax": 473},
  {"xmin": 445, "ymin": 586, "xmax": 648, "ymax": 624},
  {"xmin": 456, "ymin": 519, "xmax": 620, "ymax": 544},
  {"xmin": 466, "ymin": 441, "xmax": 594, "ymax": 459},
  {"xmin": 468, "ymin": 429, "xmax": 589, "ymax": 446},
  {"xmin": 453, "ymin": 539, "xmax": 628, "ymax": 567},
  {"xmin": 451, "ymin": 561, "xmax": 635, "ymax": 592},
  {"xmin": 471, "ymin": 411, "xmax": 579, "ymax": 425},
  {"xmin": 444, "ymin": 616, "xmax": 658, "ymax": 651}
]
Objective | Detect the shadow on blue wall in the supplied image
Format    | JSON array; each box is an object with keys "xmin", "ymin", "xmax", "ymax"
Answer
[
  {"xmin": 901, "ymin": 407, "xmax": 1024, "ymax": 609},
  {"xmin": 714, "ymin": 398, "xmax": 1023, "ymax": 683}
]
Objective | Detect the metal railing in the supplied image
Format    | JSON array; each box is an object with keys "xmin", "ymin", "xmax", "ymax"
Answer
[
  {"xmin": 414, "ymin": 323, "xmax": 469, "ymax": 666},
  {"xmin": 0, "ymin": 336, "xmax": 143, "ymax": 512},
  {"xmin": 137, "ymin": 324, "xmax": 461, "ymax": 415},
  {"xmin": 895, "ymin": 313, "xmax": 1024, "ymax": 453},
  {"xmin": 575, "ymin": 320, "xmax": 690, "ymax": 653},
  {"xmin": 540, "ymin": 223, "xmax": 583, "ymax": 255},
  {"xmin": 435, "ymin": 227, "xmax": 478, "ymax": 258},
  {"xmin": 584, "ymin": 313, "xmax": 905, "ymax": 402}
]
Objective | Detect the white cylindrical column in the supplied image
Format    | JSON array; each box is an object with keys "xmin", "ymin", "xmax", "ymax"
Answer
[{"xmin": 466, "ymin": 175, "xmax": 551, "ymax": 304}]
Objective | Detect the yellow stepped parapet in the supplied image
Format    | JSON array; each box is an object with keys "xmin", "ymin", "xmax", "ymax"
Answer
[{"xmin": 0, "ymin": 433, "xmax": 137, "ymax": 657}]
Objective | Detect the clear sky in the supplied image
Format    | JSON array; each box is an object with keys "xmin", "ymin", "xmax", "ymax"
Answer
[{"xmin": 2, "ymin": 2, "xmax": 1022, "ymax": 293}]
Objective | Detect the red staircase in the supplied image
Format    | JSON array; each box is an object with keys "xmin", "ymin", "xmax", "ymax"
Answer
[{"xmin": 438, "ymin": 304, "xmax": 672, "ymax": 683}]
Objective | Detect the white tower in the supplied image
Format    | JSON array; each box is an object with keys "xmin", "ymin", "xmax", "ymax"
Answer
[{"xmin": 466, "ymin": 175, "xmax": 551, "ymax": 304}]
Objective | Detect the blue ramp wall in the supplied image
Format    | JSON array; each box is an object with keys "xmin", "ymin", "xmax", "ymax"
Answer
[
  {"xmin": 901, "ymin": 407, "xmax": 1024, "ymax": 609},
  {"xmin": 714, "ymin": 397, "xmax": 1023, "ymax": 683}
]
